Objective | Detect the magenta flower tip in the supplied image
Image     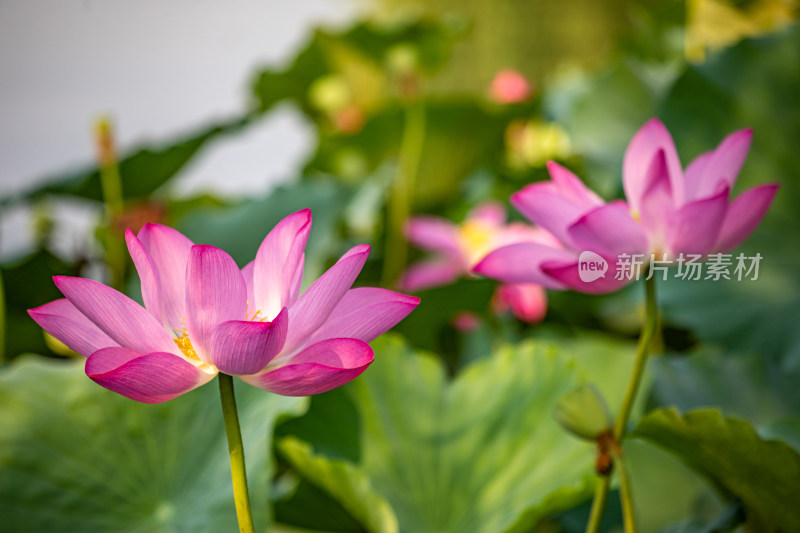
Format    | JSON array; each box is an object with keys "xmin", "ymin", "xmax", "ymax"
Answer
[
  {"xmin": 52, "ymin": 275, "xmax": 71, "ymax": 289},
  {"xmin": 471, "ymin": 257, "xmax": 489, "ymax": 277},
  {"xmin": 545, "ymin": 160, "xmax": 566, "ymax": 174},
  {"xmin": 509, "ymin": 184, "xmax": 539, "ymax": 212},
  {"xmin": 136, "ymin": 221, "xmax": 167, "ymax": 238},
  {"xmin": 293, "ymin": 207, "xmax": 313, "ymax": 227},
  {"xmin": 407, "ymin": 295, "xmax": 422, "ymax": 307},
  {"xmin": 191, "ymin": 243, "xmax": 224, "ymax": 254}
]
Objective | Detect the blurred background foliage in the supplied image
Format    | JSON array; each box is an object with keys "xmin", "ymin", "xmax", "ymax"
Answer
[{"xmin": 1, "ymin": 0, "xmax": 799, "ymax": 531}]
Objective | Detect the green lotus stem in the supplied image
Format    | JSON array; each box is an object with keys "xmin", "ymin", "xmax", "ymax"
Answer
[
  {"xmin": 381, "ymin": 100, "xmax": 426, "ymax": 288},
  {"xmin": 95, "ymin": 116, "xmax": 126, "ymax": 290},
  {"xmin": 218, "ymin": 373, "xmax": 256, "ymax": 533},
  {"xmin": 585, "ymin": 273, "xmax": 658, "ymax": 533},
  {"xmin": 0, "ymin": 269, "xmax": 5, "ymax": 364},
  {"xmin": 617, "ymin": 456, "xmax": 637, "ymax": 533},
  {"xmin": 584, "ymin": 476, "xmax": 610, "ymax": 533},
  {"xmin": 95, "ymin": 117, "xmax": 124, "ymax": 216},
  {"xmin": 614, "ymin": 274, "xmax": 658, "ymax": 440}
]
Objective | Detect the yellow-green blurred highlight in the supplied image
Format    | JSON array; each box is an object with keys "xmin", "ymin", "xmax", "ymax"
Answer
[
  {"xmin": 94, "ymin": 116, "xmax": 126, "ymax": 290},
  {"xmin": 376, "ymin": 0, "xmax": 630, "ymax": 95},
  {"xmin": 505, "ymin": 120, "xmax": 571, "ymax": 169},
  {"xmin": 44, "ymin": 332, "xmax": 80, "ymax": 357},
  {"xmin": 685, "ymin": 0, "xmax": 797, "ymax": 62}
]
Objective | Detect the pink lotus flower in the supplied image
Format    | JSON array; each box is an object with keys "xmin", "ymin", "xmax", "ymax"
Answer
[
  {"xmin": 399, "ymin": 201, "xmax": 555, "ymax": 323},
  {"xmin": 475, "ymin": 119, "xmax": 779, "ymax": 294},
  {"xmin": 489, "ymin": 69, "xmax": 532, "ymax": 104},
  {"xmin": 29, "ymin": 209, "xmax": 419, "ymax": 403}
]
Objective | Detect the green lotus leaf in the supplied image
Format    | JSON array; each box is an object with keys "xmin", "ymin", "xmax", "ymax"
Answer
[
  {"xmin": 0, "ymin": 356, "xmax": 307, "ymax": 532},
  {"xmin": 633, "ymin": 407, "xmax": 800, "ymax": 532},
  {"xmin": 278, "ymin": 334, "xmax": 639, "ymax": 533}
]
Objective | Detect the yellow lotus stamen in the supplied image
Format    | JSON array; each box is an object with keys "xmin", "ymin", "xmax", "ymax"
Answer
[
  {"xmin": 245, "ymin": 300, "xmax": 270, "ymax": 323},
  {"xmin": 247, "ymin": 308, "xmax": 269, "ymax": 322},
  {"xmin": 174, "ymin": 334, "xmax": 200, "ymax": 361},
  {"xmin": 172, "ymin": 331, "xmax": 216, "ymax": 373},
  {"xmin": 171, "ymin": 309, "xmax": 268, "ymax": 367},
  {"xmin": 631, "ymin": 210, "xmax": 641, "ymax": 223}
]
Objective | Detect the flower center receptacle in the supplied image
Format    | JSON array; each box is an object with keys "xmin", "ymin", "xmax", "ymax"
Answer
[{"xmin": 458, "ymin": 220, "xmax": 496, "ymax": 266}]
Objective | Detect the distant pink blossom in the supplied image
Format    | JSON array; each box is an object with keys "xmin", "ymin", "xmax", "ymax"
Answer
[
  {"xmin": 489, "ymin": 69, "xmax": 532, "ymax": 104},
  {"xmin": 30, "ymin": 209, "xmax": 418, "ymax": 403},
  {"xmin": 400, "ymin": 201, "xmax": 555, "ymax": 323},
  {"xmin": 492, "ymin": 283, "xmax": 548, "ymax": 324},
  {"xmin": 475, "ymin": 119, "xmax": 779, "ymax": 294},
  {"xmin": 451, "ymin": 311, "xmax": 482, "ymax": 333}
]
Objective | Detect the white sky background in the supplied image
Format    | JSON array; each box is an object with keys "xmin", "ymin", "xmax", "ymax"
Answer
[{"xmin": 0, "ymin": 0, "xmax": 359, "ymax": 259}]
